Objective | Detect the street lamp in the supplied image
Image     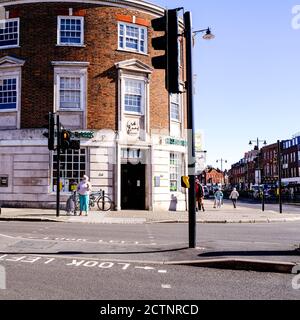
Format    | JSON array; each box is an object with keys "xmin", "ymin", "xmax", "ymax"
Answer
[
  {"xmin": 216, "ymin": 158, "xmax": 227, "ymax": 172},
  {"xmin": 216, "ymin": 158, "xmax": 227, "ymax": 185},
  {"xmin": 193, "ymin": 27, "xmax": 215, "ymax": 42},
  {"xmin": 249, "ymin": 138, "xmax": 267, "ymax": 211},
  {"xmin": 184, "ymin": 11, "xmax": 214, "ymax": 248}
]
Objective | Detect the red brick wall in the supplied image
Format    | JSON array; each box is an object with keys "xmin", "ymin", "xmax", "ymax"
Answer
[{"xmin": 0, "ymin": 2, "xmax": 176, "ymax": 131}]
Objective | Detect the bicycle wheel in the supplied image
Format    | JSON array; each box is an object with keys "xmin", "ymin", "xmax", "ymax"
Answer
[{"xmin": 97, "ymin": 195, "xmax": 112, "ymax": 211}]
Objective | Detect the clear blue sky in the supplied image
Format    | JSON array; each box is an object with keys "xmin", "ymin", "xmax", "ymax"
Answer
[{"xmin": 151, "ymin": 0, "xmax": 300, "ymax": 170}]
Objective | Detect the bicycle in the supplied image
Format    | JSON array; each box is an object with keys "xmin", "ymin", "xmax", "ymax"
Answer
[
  {"xmin": 90, "ymin": 190, "xmax": 113, "ymax": 211},
  {"xmin": 75, "ymin": 189, "xmax": 113, "ymax": 211}
]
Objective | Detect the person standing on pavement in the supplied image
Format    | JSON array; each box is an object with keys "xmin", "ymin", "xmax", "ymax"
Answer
[
  {"xmin": 195, "ymin": 178, "xmax": 205, "ymax": 212},
  {"xmin": 213, "ymin": 188, "xmax": 223, "ymax": 208},
  {"xmin": 229, "ymin": 187, "xmax": 239, "ymax": 209},
  {"xmin": 77, "ymin": 175, "xmax": 91, "ymax": 216}
]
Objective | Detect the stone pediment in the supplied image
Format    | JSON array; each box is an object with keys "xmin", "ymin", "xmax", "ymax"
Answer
[
  {"xmin": 115, "ymin": 59, "xmax": 153, "ymax": 74},
  {"xmin": 0, "ymin": 56, "xmax": 25, "ymax": 68}
]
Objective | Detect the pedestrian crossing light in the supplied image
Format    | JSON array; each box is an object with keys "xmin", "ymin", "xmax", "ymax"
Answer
[{"xmin": 181, "ymin": 176, "xmax": 190, "ymax": 188}]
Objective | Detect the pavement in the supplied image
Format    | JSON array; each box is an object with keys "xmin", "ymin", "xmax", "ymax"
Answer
[
  {"xmin": 0, "ymin": 199, "xmax": 299, "ymax": 224},
  {"xmin": 0, "ymin": 199, "xmax": 300, "ymax": 274}
]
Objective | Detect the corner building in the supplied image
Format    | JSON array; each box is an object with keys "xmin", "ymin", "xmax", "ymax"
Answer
[{"xmin": 0, "ymin": 0, "xmax": 188, "ymax": 211}]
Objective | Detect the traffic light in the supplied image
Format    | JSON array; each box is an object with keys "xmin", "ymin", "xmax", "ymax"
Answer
[
  {"xmin": 181, "ymin": 176, "xmax": 190, "ymax": 188},
  {"xmin": 151, "ymin": 9, "xmax": 180, "ymax": 93},
  {"xmin": 60, "ymin": 129, "xmax": 80, "ymax": 150},
  {"xmin": 61, "ymin": 129, "xmax": 71, "ymax": 150},
  {"xmin": 43, "ymin": 112, "xmax": 55, "ymax": 150},
  {"xmin": 69, "ymin": 135, "xmax": 80, "ymax": 150}
]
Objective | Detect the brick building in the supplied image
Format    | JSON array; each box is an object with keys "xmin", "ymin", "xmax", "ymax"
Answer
[
  {"xmin": 281, "ymin": 134, "xmax": 300, "ymax": 196},
  {"xmin": 0, "ymin": 0, "xmax": 189, "ymax": 210},
  {"xmin": 200, "ymin": 167, "xmax": 225, "ymax": 186},
  {"xmin": 261, "ymin": 143, "xmax": 278, "ymax": 185}
]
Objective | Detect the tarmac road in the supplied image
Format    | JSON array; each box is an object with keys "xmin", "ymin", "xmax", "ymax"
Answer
[{"xmin": 0, "ymin": 220, "xmax": 299, "ymax": 299}]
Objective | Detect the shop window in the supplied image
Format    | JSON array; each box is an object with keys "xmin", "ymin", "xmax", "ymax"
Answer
[
  {"xmin": 52, "ymin": 148, "xmax": 86, "ymax": 192},
  {"xmin": 170, "ymin": 152, "xmax": 182, "ymax": 192}
]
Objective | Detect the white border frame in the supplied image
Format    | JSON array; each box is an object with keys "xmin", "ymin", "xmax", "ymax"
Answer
[{"xmin": 53, "ymin": 64, "xmax": 88, "ymax": 113}]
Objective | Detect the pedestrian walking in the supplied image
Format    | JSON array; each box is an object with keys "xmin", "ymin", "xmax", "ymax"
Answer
[
  {"xmin": 77, "ymin": 175, "xmax": 92, "ymax": 216},
  {"xmin": 195, "ymin": 178, "xmax": 205, "ymax": 212},
  {"xmin": 213, "ymin": 188, "xmax": 223, "ymax": 208},
  {"xmin": 229, "ymin": 187, "xmax": 239, "ymax": 209}
]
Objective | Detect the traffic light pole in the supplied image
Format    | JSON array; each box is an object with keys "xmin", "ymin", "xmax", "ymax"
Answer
[
  {"xmin": 277, "ymin": 140, "xmax": 283, "ymax": 213},
  {"xmin": 184, "ymin": 11, "xmax": 197, "ymax": 249},
  {"xmin": 56, "ymin": 114, "xmax": 61, "ymax": 217}
]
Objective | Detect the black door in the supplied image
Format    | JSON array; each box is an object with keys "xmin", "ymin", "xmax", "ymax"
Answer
[{"xmin": 121, "ymin": 163, "xmax": 146, "ymax": 210}]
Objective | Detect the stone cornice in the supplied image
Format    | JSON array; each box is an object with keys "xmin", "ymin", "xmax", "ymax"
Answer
[{"xmin": 0, "ymin": 0, "xmax": 165, "ymax": 17}]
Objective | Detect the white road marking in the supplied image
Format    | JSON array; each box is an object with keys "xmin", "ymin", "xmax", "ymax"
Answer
[
  {"xmin": 0, "ymin": 254, "xmax": 168, "ymax": 275},
  {"xmin": 158, "ymin": 270, "xmax": 167, "ymax": 273},
  {"xmin": 135, "ymin": 266, "xmax": 155, "ymax": 270},
  {"xmin": 0, "ymin": 233, "xmax": 177, "ymax": 247},
  {"xmin": 161, "ymin": 284, "xmax": 171, "ymax": 289}
]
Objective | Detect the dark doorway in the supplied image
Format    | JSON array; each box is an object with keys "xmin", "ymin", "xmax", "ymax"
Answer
[{"xmin": 121, "ymin": 163, "xmax": 146, "ymax": 210}]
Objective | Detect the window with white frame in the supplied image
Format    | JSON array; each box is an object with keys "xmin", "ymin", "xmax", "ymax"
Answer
[
  {"xmin": 58, "ymin": 16, "xmax": 84, "ymax": 46},
  {"xmin": 170, "ymin": 152, "xmax": 182, "ymax": 192},
  {"xmin": 0, "ymin": 18, "xmax": 19, "ymax": 48},
  {"xmin": 124, "ymin": 78, "xmax": 144, "ymax": 114},
  {"xmin": 118, "ymin": 22, "xmax": 147, "ymax": 54},
  {"xmin": 52, "ymin": 148, "xmax": 86, "ymax": 192},
  {"xmin": 59, "ymin": 76, "xmax": 81, "ymax": 109},
  {"xmin": 0, "ymin": 77, "xmax": 17, "ymax": 110},
  {"xmin": 170, "ymin": 93, "xmax": 181, "ymax": 122}
]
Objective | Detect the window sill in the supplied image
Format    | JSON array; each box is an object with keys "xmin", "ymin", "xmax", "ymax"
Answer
[
  {"xmin": 58, "ymin": 108, "xmax": 84, "ymax": 112},
  {"xmin": 170, "ymin": 119, "xmax": 181, "ymax": 124},
  {"xmin": 0, "ymin": 45, "xmax": 20, "ymax": 50},
  {"xmin": 124, "ymin": 111, "xmax": 144, "ymax": 116},
  {"xmin": 117, "ymin": 48, "xmax": 149, "ymax": 56},
  {"xmin": 0, "ymin": 109, "xmax": 17, "ymax": 113},
  {"xmin": 56, "ymin": 44, "xmax": 86, "ymax": 48}
]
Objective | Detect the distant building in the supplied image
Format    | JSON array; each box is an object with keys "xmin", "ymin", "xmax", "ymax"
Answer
[{"xmin": 200, "ymin": 167, "xmax": 225, "ymax": 185}]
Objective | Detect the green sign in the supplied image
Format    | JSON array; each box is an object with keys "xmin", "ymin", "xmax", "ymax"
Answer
[
  {"xmin": 72, "ymin": 131, "xmax": 95, "ymax": 139},
  {"xmin": 165, "ymin": 138, "xmax": 187, "ymax": 147}
]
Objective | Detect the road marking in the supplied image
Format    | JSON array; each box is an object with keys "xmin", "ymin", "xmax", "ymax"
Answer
[
  {"xmin": 158, "ymin": 270, "xmax": 167, "ymax": 273},
  {"xmin": 0, "ymin": 254, "xmax": 167, "ymax": 275},
  {"xmin": 134, "ymin": 266, "xmax": 155, "ymax": 270},
  {"xmin": 161, "ymin": 284, "xmax": 171, "ymax": 289},
  {"xmin": 0, "ymin": 233, "xmax": 184, "ymax": 247}
]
